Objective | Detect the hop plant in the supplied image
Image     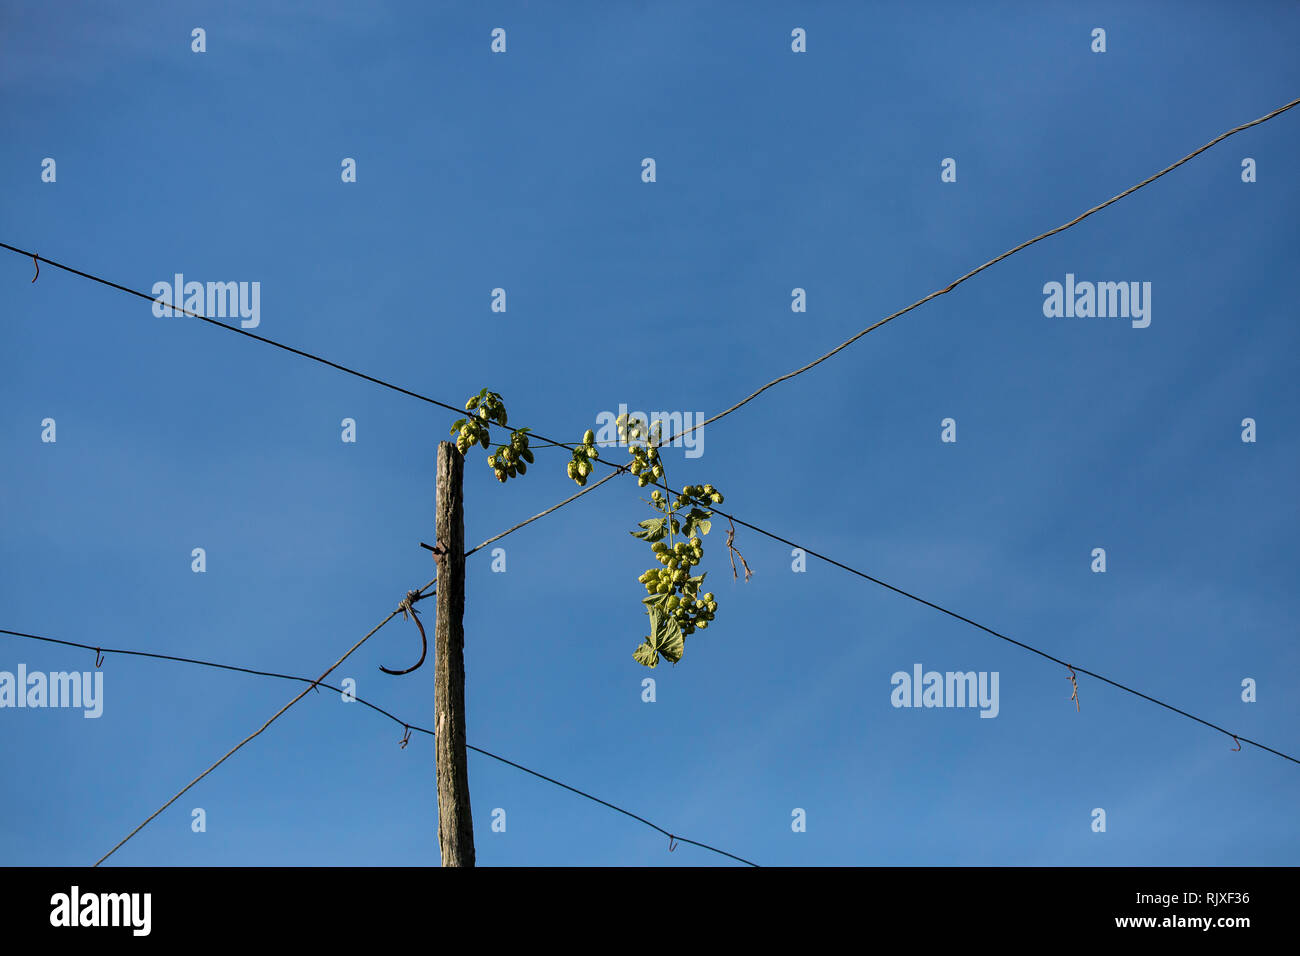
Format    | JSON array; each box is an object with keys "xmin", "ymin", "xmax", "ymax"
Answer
[
  {"xmin": 566, "ymin": 428, "xmax": 600, "ymax": 486},
  {"xmin": 450, "ymin": 396, "xmax": 736, "ymax": 668},
  {"xmin": 451, "ymin": 389, "xmax": 532, "ymax": 483},
  {"xmin": 629, "ymin": 454, "xmax": 725, "ymax": 666}
]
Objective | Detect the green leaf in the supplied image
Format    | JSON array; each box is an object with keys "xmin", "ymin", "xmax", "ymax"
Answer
[
  {"xmin": 647, "ymin": 606, "xmax": 685, "ymax": 664},
  {"xmin": 629, "ymin": 517, "xmax": 667, "ymax": 541},
  {"xmin": 697, "ymin": 520, "xmax": 711, "ymax": 536},
  {"xmin": 633, "ymin": 641, "xmax": 659, "ymax": 668}
]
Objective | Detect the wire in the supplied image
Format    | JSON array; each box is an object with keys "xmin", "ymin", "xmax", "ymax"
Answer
[
  {"xmin": 8, "ymin": 100, "xmax": 1297, "ymax": 577},
  {"xmin": 658, "ymin": 95, "xmax": 1300, "ymax": 445},
  {"xmin": 0, "ymin": 625, "xmax": 758, "ymax": 867},
  {"xmin": 12, "ymin": 99, "xmax": 1296, "ymax": 464},
  {"xmin": 699, "ymin": 507, "xmax": 1300, "ymax": 766},
  {"xmin": 464, "ymin": 468, "xmax": 624, "ymax": 557},
  {"xmin": 84, "ymin": 575, "xmax": 434, "ymax": 866},
  {"xmin": 452, "ymin": 461, "xmax": 1300, "ymax": 768},
  {"xmin": 5, "ymin": 96, "xmax": 1296, "ymax": 798},
  {"xmin": 0, "ymin": 240, "xmax": 594, "ymax": 456}
]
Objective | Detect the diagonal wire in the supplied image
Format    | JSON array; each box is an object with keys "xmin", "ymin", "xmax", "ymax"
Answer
[
  {"xmin": 0, "ymin": 239, "xmax": 583, "ymax": 453},
  {"xmin": 7, "ymin": 97, "xmax": 1298, "ymax": 464},
  {"xmin": 659, "ymin": 95, "xmax": 1300, "ymax": 445},
  {"xmin": 0, "ymin": 625, "xmax": 757, "ymax": 866},
  {"xmin": 86, "ymin": 576, "xmax": 434, "ymax": 866},
  {"xmin": 464, "ymin": 468, "xmax": 623, "ymax": 557},
  {"xmin": 8, "ymin": 100, "xmax": 1297, "ymax": 461},
  {"xmin": 8, "ymin": 98, "xmax": 1297, "ymax": 556},
  {"xmin": 4, "ymin": 98, "xmax": 1296, "ymax": 797},
  {"xmin": 704, "ymin": 509, "xmax": 1299, "ymax": 766}
]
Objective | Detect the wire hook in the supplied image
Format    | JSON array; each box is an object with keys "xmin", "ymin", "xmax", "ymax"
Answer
[
  {"xmin": 1066, "ymin": 665, "xmax": 1080, "ymax": 712},
  {"xmin": 94, "ymin": 647, "xmax": 104, "ymax": 668},
  {"xmin": 380, "ymin": 590, "xmax": 428, "ymax": 676},
  {"xmin": 399, "ymin": 725, "xmax": 411, "ymax": 750},
  {"xmin": 668, "ymin": 834, "xmax": 678, "ymax": 852},
  {"xmin": 1231, "ymin": 735, "xmax": 1241, "ymax": 752},
  {"xmin": 31, "ymin": 254, "xmax": 39, "ymax": 283}
]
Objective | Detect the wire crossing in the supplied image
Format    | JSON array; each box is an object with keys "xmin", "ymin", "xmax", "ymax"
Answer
[
  {"xmin": 4, "ymin": 231, "xmax": 1296, "ymax": 766},
  {"xmin": 0, "ymin": 626, "xmax": 759, "ymax": 867},
  {"xmin": 3, "ymin": 96, "xmax": 1296, "ymax": 869}
]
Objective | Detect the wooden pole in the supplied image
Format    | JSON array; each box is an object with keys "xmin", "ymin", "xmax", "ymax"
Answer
[{"xmin": 434, "ymin": 440, "xmax": 474, "ymax": 866}]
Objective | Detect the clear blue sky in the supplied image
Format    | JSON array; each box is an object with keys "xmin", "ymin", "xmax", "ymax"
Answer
[{"xmin": 2, "ymin": 1, "xmax": 1298, "ymax": 866}]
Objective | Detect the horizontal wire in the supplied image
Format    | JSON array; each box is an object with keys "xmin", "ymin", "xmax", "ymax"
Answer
[
  {"xmin": 0, "ymin": 625, "xmax": 758, "ymax": 867},
  {"xmin": 0, "ymin": 237, "xmax": 1286, "ymax": 763}
]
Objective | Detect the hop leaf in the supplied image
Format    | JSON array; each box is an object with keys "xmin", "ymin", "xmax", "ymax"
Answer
[{"xmin": 634, "ymin": 606, "xmax": 685, "ymax": 668}]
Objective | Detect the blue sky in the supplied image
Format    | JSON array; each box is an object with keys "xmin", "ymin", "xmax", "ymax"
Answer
[{"xmin": 2, "ymin": 1, "xmax": 1298, "ymax": 866}]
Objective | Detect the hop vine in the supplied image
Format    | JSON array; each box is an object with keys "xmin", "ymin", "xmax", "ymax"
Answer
[
  {"xmin": 449, "ymin": 395, "xmax": 739, "ymax": 667},
  {"xmin": 450, "ymin": 388, "xmax": 534, "ymax": 482}
]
